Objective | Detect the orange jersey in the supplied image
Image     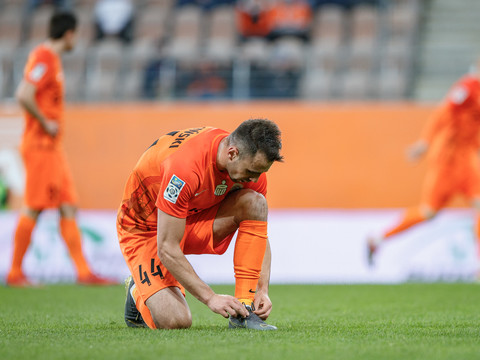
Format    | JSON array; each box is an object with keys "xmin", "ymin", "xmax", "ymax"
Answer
[
  {"xmin": 21, "ymin": 44, "xmax": 64, "ymax": 150},
  {"xmin": 118, "ymin": 127, "xmax": 267, "ymax": 236},
  {"xmin": 422, "ymin": 75, "xmax": 480, "ymax": 165}
]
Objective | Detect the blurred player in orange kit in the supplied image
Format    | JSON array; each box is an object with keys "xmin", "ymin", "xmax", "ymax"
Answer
[
  {"xmin": 118, "ymin": 119, "xmax": 283, "ymax": 330},
  {"xmin": 368, "ymin": 58, "xmax": 480, "ymax": 266},
  {"xmin": 6, "ymin": 11, "xmax": 114, "ymax": 287}
]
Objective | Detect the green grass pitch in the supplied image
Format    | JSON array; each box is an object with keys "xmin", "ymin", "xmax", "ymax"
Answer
[{"xmin": 1, "ymin": 283, "xmax": 479, "ymax": 360}]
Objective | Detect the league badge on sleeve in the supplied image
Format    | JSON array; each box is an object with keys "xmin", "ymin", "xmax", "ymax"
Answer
[
  {"xmin": 29, "ymin": 63, "xmax": 47, "ymax": 82},
  {"xmin": 163, "ymin": 175, "xmax": 185, "ymax": 204}
]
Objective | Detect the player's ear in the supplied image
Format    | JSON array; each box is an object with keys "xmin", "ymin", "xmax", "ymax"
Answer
[{"xmin": 228, "ymin": 146, "xmax": 239, "ymax": 160}]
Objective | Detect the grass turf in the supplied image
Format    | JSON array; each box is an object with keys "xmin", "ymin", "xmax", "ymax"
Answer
[{"xmin": 0, "ymin": 284, "xmax": 479, "ymax": 360}]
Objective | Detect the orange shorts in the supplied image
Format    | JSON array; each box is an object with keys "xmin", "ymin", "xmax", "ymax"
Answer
[
  {"xmin": 117, "ymin": 202, "xmax": 235, "ymax": 307},
  {"xmin": 421, "ymin": 161, "xmax": 480, "ymax": 210},
  {"xmin": 22, "ymin": 148, "xmax": 77, "ymax": 209}
]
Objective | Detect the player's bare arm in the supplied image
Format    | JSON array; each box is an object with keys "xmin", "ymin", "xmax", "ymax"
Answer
[
  {"xmin": 156, "ymin": 209, "xmax": 248, "ymax": 319},
  {"xmin": 253, "ymin": 238, "xmax": 273, "ymax": 320},
  {"xmin": 16, "ymin": 80, "xmax": 58, "ymax": 137}
]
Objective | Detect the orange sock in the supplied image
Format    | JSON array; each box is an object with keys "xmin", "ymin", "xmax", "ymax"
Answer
[
  {"xmin": 60, "ymin": 218, "xmax": 92, "ymax": 279},
  {"xmin": 8, "ymin": 215, "xmax": 36, "ymax": 278},
  {"xmin": 233, "ymin": 220, "xmax": 268, "ymax": 304},
  {"xmin": 384, "ymin": 207, "xmax": 427, "ymax": 239}
]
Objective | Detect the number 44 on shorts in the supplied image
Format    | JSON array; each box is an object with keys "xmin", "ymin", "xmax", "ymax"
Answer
[{"xmin": 138, "ymin": 259, "xmax": 165, "ymax": 286}]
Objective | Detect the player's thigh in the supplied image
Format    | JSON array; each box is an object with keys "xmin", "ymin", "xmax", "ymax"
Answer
[
  {"xmin": 213, "ymin": 189, "xmax": 267, "ymax": 242},
  {"xmin": 420, "ymin": 166, "xmax": 453, "ymax": 210},
  {"xmin": 58, "ymin": 151, "xmax": 78, "ymax": 207},
  {"xmin": 118, "ymin": 228, "xmax": 188, "ymax": 326},
  {"xmin": 22, "ymin": 149, "xmax": 62, "ymax": 209},
  {"xmin": 146, "ymin": 286, "xmax": 192, "ymax": 329}
]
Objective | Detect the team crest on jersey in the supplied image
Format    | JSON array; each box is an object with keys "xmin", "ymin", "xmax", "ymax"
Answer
[
  {"xmin": 214, "ymin": 180, "xmax": 228, "ymax": 196},
  {"xmin": 163, "ymin": 175, "xmax": 185, "ymax": 204}
]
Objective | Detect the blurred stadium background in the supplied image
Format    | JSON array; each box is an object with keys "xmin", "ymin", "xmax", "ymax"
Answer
[
  {"xmin": 1, "ymin": 0, "xmax": 480, "ymax": 284},
  {"xmin": 0, "ymin": 0, "xmax": 465, "ymax": 102}
]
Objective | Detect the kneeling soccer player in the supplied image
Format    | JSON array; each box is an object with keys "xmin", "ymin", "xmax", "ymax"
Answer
[{"xmin": 117, "ymin": 119, "xmax": 283, "ymax": 330}]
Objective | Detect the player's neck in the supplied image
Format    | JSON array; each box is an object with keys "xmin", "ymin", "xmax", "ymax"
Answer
[
  {"xmin": 44, "ymin": 39, "xmax": 65, "ymax": 55},
  {"xmin": 216, "ymin": 138, "xmax": 228, "ymax": 171}
]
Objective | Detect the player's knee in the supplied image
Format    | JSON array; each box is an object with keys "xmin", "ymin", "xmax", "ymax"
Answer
[
  {"xmin": 23, "ymin": 208, "xmax": 42, "ymax": 220},
  {"xmin": 419, "ymin": 205, "xmax": 436, "ymax": 220},
  {"xmin": 423, "ymin": 209, "xmax": 436, "ymax": 220},
  {"xmin": 235, "ymin": 189, "xmax": 268, "ymax": 222},
  {"xmin": 153, "ymin": 312, "xmax": 192, "ymax": 330},
  {"xmin": 59, "ymin": 204, "xmax": 77, "ymax": 218}
]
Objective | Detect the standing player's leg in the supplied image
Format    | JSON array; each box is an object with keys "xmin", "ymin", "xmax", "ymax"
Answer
[
  {"xmin": 6, "ymin": 208, "xmax": 41, "ymax": 286},
  {"xmin": 7, "ymin": 149, "xmax": 46, "ymax": 287},
  {"xmin": 59, "ymin": 204, "xmax": 88, "ymax": 278},
  {"xmin": 367, "ymin": 207, "xmax": 436, "ymax": 265},
  {"xmin": 367, "ymin": 166, "xmax": 451, "ymax": 265},
  {"xmin": 59, "ymin": 203, "xmax": 115, "ymax": 285},
  {"xmin": 57, "ymin": 150, "xmax": 114, "ymax": 285}
]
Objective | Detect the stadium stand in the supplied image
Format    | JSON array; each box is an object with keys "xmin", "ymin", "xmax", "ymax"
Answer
[{"xmin": 0, "ymin": 0, "xmax": 423, "ymax": 101}]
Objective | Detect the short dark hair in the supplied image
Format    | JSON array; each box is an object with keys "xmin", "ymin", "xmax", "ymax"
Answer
[
  {"xmin": 229, "ymin": 119, "xmax": 283, "ymax": 162},
  {"xmin": 49, "ymin": 11, "xmax": 77, "ymax": 40}
]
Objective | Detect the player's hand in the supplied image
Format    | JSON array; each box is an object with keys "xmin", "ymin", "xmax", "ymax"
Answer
[
  {"xmin": 253, "ymin": 291, "xmax": 272, "ymax": 320},
  {"xmin": 43, "ymin": 119, "xmax": 59, "ymax": 137},
  {"xmin": 406, "ymin": 140, "xmax": 427, "ymax": 162},
  {"xmin": 206, "ymin": 294, "xmax": 249, "ymax": 319}
]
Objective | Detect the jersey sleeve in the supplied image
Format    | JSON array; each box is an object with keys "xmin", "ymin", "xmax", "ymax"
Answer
[
  {"xmin": 155, "ymin": 161, "xmax": 200, "ymax": 219},
  {"xmin": 24, "ymin": 51, "xmax": 54, "ymax": 90}
]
